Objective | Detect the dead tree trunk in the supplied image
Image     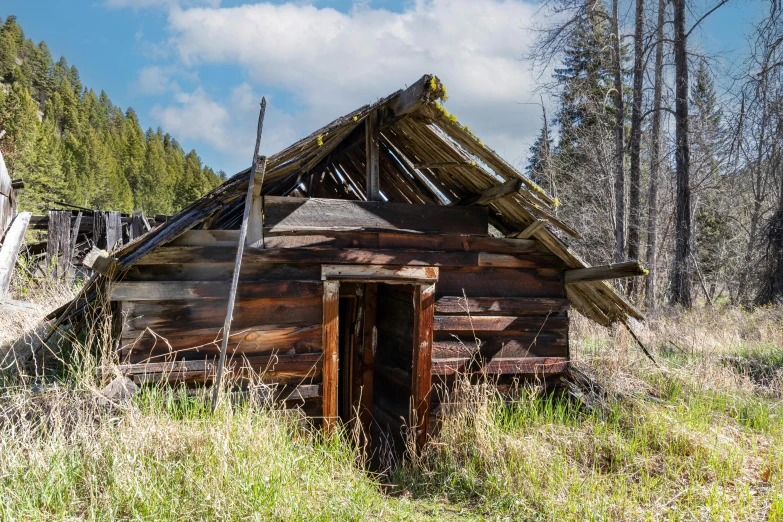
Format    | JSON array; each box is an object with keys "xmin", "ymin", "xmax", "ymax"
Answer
[
  {"xmin": 670, "ymin": 0, "xmax": 692, "ymax": 307},
  {"xmin": 612, "ymin": 0, "xmax": 626, "ymax": 264},
  {"xmin": 645, "ymin": 0, "xmax": 667, "ymax": 310},
  {"xmin": 627, "ymin": 0, "xmax": 645, "ymax": 296}
]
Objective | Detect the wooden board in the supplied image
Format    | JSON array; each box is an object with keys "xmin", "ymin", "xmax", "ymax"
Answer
[
  {"xmin": 136, "ymin": 246, "xmax": 552, "ymax": 270},
  {"xmin": 263, "ymin": 196, "xmax": 488, "ymax": 236},
  {"xmin": 432, "ymin": 329, "xmax": 568, "ymax": 359},
  {"xmin": 174, "ymin": 229, "xmax": 553, "ymax": 257},
  {"xmin": 411, "ymin": 283, "xmax": 435, "ymax": 449},
  {"xmin": 322, "ymin": 280, "xmax": 340, "ymax": 430},
  {"xmin": 434, "ymin": 296, "xmax": 569, "ymax": 315},
  {"xmin": 436, "ymin": 267, "xmax": 564, "ymax": 298},
  {"xmin": 123, "ymin": 262, "xmax": 322, "ymax": 282},
  {"xmin": 111, "ymin": 280, "xmax": 323, "ymax": 301},
  {"xmin": 432, "ymin": 357, "xmax": 568, "ymax": 376},
  {"xmin": 322, "ymin": 264, "xmax": 438, "ymax": 283},
  {"xmin": 121, "ymin": 324, "xmax": 322, "ymax": 362},
  {"xmin": 433, "ymin": 314, "xmax": 568, "ymax": 332},
  {"xmin": 121, "ymin": 296, "xmax": 322, "ymax": 332}
]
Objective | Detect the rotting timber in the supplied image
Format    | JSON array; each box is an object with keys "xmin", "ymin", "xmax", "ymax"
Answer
[{"xmin": 44, "ymin": 74, "xmax": 646, "ymax": 452}]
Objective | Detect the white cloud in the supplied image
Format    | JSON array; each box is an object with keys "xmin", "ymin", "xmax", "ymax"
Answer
[
  {"xmin": 149, "ymin": 84, "xmax": 299, "ymax": 160},
  {"xmin": 136, "ymin": 65, "xmax": 181, "ymax": 95},
  {"xmin": 146, "ymin": 0, "xmax": 546, "ymax": 170}
]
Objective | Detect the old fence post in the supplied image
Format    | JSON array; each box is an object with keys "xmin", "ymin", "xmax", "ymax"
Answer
[{"xmin": 46, "ymin": 210, "xmax": 72, "ymax": 278}]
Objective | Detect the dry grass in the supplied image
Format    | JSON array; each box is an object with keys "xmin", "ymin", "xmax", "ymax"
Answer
[{"xmin": 0, "ymin": 276, "xmax": 781, "ymax": 520}]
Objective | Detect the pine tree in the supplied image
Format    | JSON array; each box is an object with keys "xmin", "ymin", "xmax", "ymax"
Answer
[
  {"xmin": 525, "ymin": 123, "xmax": 553, "ymax": 192},
  {"xmin": 0, "ymin": 16, "xmax": 220, "ymax": 214}
]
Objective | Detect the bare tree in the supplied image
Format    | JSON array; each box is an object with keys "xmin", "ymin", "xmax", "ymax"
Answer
[
  {"xmin": 645, "ymin": 0, "xmax": 667, "ymax": 310},
  {"xmin": 627, "ymin": 0, "xmax": 645, "ymax": 295},
  {"xmin": 670, "ymin": 0, "xmax": 693, "ymax": 307},
  {"xmin": 612, "ymin": 0, "xmax": 627, "ymax": 263}
]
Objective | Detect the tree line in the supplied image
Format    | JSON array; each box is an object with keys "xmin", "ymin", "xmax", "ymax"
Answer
[
  {"xmin": 0, "ymin": 15, "xmax": 225, "ymax": 216},
  {"xmin": 526, "ymin": 0, "xmax": 783, "ymax": 309}
]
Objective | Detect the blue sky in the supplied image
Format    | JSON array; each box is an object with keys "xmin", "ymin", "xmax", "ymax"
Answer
[{"xmin": 2, "ymin": 0, "xmax": 765, "ymax": 175}]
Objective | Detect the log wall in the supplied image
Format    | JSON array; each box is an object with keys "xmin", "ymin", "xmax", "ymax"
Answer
[{"xmin": 113, "ymin": 226, "xmax": 570, "ymax": 418}]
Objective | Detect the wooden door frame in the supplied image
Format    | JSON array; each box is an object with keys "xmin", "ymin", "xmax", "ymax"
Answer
[{"xmin": 321, "ymin": 264, "xmax": 437, "ymax": 449}]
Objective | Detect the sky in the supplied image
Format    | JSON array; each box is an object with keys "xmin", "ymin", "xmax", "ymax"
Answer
[{"xmin": 1, "ymin": 0, "xmax": 766, "ymax": 175}]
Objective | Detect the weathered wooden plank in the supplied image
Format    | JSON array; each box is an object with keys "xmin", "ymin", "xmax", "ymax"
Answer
[
  {"xmin": 111, "ymin": 280, "xmax": 323, "ymax": 301},
  {"xmin": 169, "ymin": 230, "xmax": 242, "ymax": 247},
  {"xmin": 564, "ymin": 261, "xmax": 648, "ymax": 284},
  {"xmin": 123, "ymin": 262, "xmax": 322, "ymax": 282},
  {"xmin": 437, "ymin": 267, "xmax": 564, "ymax": 298},
  {"xmin": 122, "ymin": 324, "xmax": 322, "ymax": 359},
  {"xmin": 411, "ymin": 283, "xmax": 435, "ymax": 449},
  {"xmin": 431, "ymin": 357, "xmax": 568, "ymax": 376},
  {"xmin": 458, "ymin": 179, "xmax": 523, "ymax": 206},
  {"xmin": 433, "ymin": 330, "xmax": 567, "ymax": 359},
  {"xmin": 0, "ymin": 212, "xmax": 31, "ymax": 299},
  {"xmin": 365, "ymin": 110, "xmax": 381, "ymax": 201},
  {"xmin": 263, "ymin": 196, "xmax": 488, "ymax": 236},
  {"xmin": 360, "ymin": 283, "xmax": 377, "ymax": 430},
  {"xmin": 433, "ymin": 314, "xmax": 568, "ymax": 332},
  {"xmin": 138, "ymin": 245, "xmax": 549, "ymax": 270},
  {"xmin": 47, "ymin": 211, "xmax": 72, "ymax": 278},
  {"xmin": 121, "ymin": 296, "xmax": 323, "ymax": 331},
  {"xmin": 172, "ymin": 229, "xmax": 551, "ymax": 256},
  {"xmin": 434, "ymin": 296, "xmax": 569, "ymax": 315},
  {"xmin": 510, "ymin": 219, "xmax": 547, "ymax": 239},
  {"xmin": 322, "ymin": 280, "xmax": 339, "ymax": 430},
  {"xmin": 322, "ymin": 264, "xmax": 438, "ymax": 283},
  {"xmin": 388, "ymin": 73, "xmax": 442, "ymax": 119}
]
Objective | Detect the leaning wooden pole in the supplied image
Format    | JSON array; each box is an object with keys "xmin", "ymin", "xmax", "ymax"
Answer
[{"xmin": 211, "ymin": 98, "xmax": 267, "ymax": 413}]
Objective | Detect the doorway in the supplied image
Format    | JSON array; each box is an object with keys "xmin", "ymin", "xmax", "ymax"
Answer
[{"xmin": 321, "ymin": 266, "xmax": 437, "ymax": 452}]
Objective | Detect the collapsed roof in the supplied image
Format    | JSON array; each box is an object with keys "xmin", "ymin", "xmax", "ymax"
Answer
[{"xmin": 53, "ymin": 74, "xmax": 643, "ymax": 329}]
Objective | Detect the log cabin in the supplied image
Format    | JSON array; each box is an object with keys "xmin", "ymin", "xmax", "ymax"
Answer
[{"xmin": 47, "ymin": 74, "xmax": 645, "ymax": 450}]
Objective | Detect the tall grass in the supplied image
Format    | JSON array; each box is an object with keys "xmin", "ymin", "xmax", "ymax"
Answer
[{"xmin": 0, "ymin": 278, "xmax": 781, "ymax": 520}]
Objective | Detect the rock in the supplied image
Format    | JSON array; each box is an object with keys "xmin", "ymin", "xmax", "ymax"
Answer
[{"xmin": 99, "ymin": 375, "xmax": 138, "ymax": 404}]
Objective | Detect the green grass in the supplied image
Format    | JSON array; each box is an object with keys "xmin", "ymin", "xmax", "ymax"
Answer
[{"xmin": 0, "ymin": 307, "xmax": 780, "ymax": 520}]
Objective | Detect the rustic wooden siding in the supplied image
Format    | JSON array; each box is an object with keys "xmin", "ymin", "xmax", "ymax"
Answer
[{"xmin": 115, "ymin": 228, "xmax": 570, "ymax": 415}]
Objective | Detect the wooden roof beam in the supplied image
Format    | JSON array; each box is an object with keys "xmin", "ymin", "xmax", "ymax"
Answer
[
  {"xmin": 458, "ymin": 178, "xmax": 523, "ymax": 206},
  {"xmin": 386, "ymin": 74, "xmax": 442, "ymax": 121},
  {"xmin": 565, "ymin": 261, "xmax": 648, "ymax": 284},
  {"xmin": 509, "ymin": 219, "xmax": 547, "ymax": 239}
]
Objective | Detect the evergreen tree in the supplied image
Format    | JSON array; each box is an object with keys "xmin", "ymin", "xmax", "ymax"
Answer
[
  {"xmin": 0, "ymin": 15, "xmax": 221, "ymax": 214},
  {"xmin": 526, "ymin": 123, "xmax": 553, "ymax": 192}
]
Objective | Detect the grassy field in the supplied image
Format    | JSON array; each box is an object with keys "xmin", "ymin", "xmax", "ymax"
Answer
[{"xmin": 0, "ymin": 285, "xmax": 781, "ymax": 520}]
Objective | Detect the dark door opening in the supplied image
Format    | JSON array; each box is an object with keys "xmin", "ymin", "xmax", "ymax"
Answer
[{"xmin": 335, "ymin": 283, "xmax": 417, "ymax": 457}]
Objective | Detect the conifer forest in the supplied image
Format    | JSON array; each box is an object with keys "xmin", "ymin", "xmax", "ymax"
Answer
[{"xmin": 0, "ymin": 15, "xmax": 224, "ymax": 216}]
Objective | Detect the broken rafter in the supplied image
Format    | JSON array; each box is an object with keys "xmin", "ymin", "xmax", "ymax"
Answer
[
  {"xmin": 458, "ymin": 178, "xmax": 523, "ymax": 206},
  {"xmin": 412, "ymin": 161, "xmax": 475, "ymax": 169},
  {"xmin": 509, "ymin": 219, "xmax": 547, "ymax": 239},
  {"xmin": 564, "ymin": 261, "xmax": 648, "ymax": 284}
]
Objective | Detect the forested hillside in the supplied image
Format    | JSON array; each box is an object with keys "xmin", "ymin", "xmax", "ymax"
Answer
[{"xmin": 0, "ymin": 15, "xmax": 224, "ymax": 215}]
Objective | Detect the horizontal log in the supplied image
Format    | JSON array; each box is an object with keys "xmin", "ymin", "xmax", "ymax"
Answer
[
  {"xmin": 434, "ymin": 296, "xmax": 569, "ymax": 315},
  {"xmin": 433, "ymin": 315, "xmax": 568, "ymax": 332},
  {"xmin": 121, "ymin": 324, "xmax": 323, "ymax": 359},
  {"xmin": 431, "ymin": 357, "xmax": 568, "ymax": 376},
  {"xmin": 173, "ymin": 229, "xmax": 552, "ymax": 256},
  {"xmin": 137, "ymin": 246, "xmax": 553, "ymax": 270},
  {"xmin": 437, "ymin": 266, "xmax": 564, "ymax": 298},
  {"xmin": 458, "ymin": 179, "xmax": 523, "ymax": 206},
  {"xmin": 111, "ymin": 280, "xmax": 323, "ymax": 301},
  {"xmin": 564, "ymin": 261, "xmax": 648, "ymax": 284},
  {"xmin": 123, "ymin": 262, "xmax": 322, "ymax": 282},
  {"xmin": 105, "ymin": 352, "xmax": 321, "ymax": 374},
  {"xmin": 263, "ymin": 196, "xmax": 488, "ymax": 236},
  {"xmin": 322, "ymin": 264, "xmax": 438, "ymax": 282},
  {"xmin": 433, "ymin": 330, "xmax": 567, "ymax": 359}
]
